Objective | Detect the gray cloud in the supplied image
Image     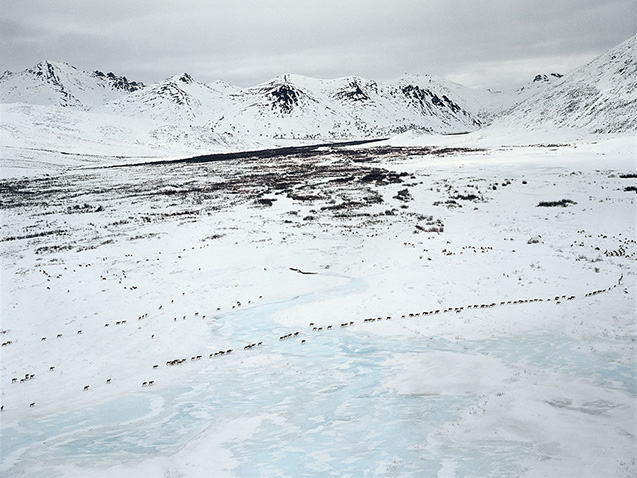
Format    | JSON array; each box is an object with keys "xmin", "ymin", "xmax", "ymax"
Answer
[{"xmin": 1, "ymin": 0, "xmax": 634, "ymax": 89}]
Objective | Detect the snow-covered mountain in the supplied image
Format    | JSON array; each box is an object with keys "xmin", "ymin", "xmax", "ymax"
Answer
[
  {"xmin": 102, "ymin": 73, "xmax": 238, "ymax": 124},
  {"xmin": 0, "ymin": 35, "xmax": 634, "ymax": 164},
  {"xmin": 499, "ymin": 35, "xmax": 636, "ymax": 133},
  {"xmin": 103, "ymin": 72, "xmax": 481, "ymax": 139},
  {"xmin": 206, "ymin": 74, "xmax": 480, "ymax": 139},
  {"xmin": 0, "ymin": 61, "xmax": 144, "ymax": 109},
  {"xmin": 437, "ymin": 72, "xmax": 564, "ymax": 125},
  {"xmin": 0, "ymin": 63, "xmax": 481, "ymax": 140}
]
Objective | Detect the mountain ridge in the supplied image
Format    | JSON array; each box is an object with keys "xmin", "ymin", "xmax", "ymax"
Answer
[
  {"xmin": 0, "ymin": 35, "xmax": 634, "ymax": 160},
  {"xmin": 1, "ymin": 62, "xmax": 483, "ymax": 137},
  {"xmin": 0, "ymin": 60, "xmax": 144, "ymax": 109}
]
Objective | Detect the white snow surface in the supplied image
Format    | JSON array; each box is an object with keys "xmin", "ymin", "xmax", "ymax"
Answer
[
  {"xmin": 1, "ymin": 131, "xmax": 635, "ymax": 477},
  {"xmin": 1, "ymin": 34, "xmax": 636, "ymax": 478}
]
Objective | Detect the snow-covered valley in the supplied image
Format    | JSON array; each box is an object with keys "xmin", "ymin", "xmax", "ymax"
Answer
[
  {"xmin": 1, "ymin": 31, "xmax": 636, "ymax": 478},
  {"xmin": 1, "ymin": 134, "xmax": 635, "ymax": 477}
]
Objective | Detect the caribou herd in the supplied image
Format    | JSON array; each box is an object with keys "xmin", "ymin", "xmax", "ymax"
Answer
[{"xmin": 2, "ymin": 275, "xmax": 624, "ymax": 412}]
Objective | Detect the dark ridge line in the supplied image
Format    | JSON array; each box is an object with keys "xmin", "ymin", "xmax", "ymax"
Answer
[{"xmin": 101, "ymin": 138, "xmax": 390, "ymax": 169}]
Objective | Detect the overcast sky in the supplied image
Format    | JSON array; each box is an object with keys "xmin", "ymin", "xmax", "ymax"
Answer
[{"xmin": 1, "ymin": 0, "xmax": 635, "ymax": 90}]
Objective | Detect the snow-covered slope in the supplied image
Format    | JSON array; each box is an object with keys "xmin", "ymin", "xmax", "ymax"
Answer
[
  {"xmin": 499, "ymin": 35, "xmax": 637, "ymax": 133},
  {"xmin": 0, "ymin": 102, "xmax": 269, "ymax": 176},
  {"xmin": 516, "ymin": 72, "xmax": 564, "ymax": 98},
  {"xmin": 438, "ymin": 73, "xmax": 564, "ymax": 125},
  {"xmin": 103, "ymin": 73, "xmax": 236, "ymax": 124},
  {"xmin": 0, "ymin": 61, "xmax": 144, "ymax": 109}
]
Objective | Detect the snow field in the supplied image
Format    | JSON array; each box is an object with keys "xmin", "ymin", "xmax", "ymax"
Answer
[{"xmin": 0, "ymin": 136, "xmax": 635, "ymax": 477}]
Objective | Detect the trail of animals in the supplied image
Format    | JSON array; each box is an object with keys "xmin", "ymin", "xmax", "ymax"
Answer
[{"xmin": 1, "ymin": 272, "xmax": 625, "ymax": 414}]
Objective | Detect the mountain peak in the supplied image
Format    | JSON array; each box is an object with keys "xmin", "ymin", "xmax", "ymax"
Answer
[
  {"xmin": 177, "ymin": 73, "xmax": 194, "ymax": 84},
  {"xmin": 34, "ymin": 60, "xmax": 75, "ymax": 70},
  {"xmin": 30, "ymin": 60, "xmax": 76, "ymax": 83},
  {"xmin": 333, "ymin": 78, "xmax": 374, "ymax": 102},
  {"xmin": 0, "ymin": 61, "xmax": 145, "ymax": 108},
  {"xmin": 92, "ymin": 69, "xmax": 145, "ymax": 93}
]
